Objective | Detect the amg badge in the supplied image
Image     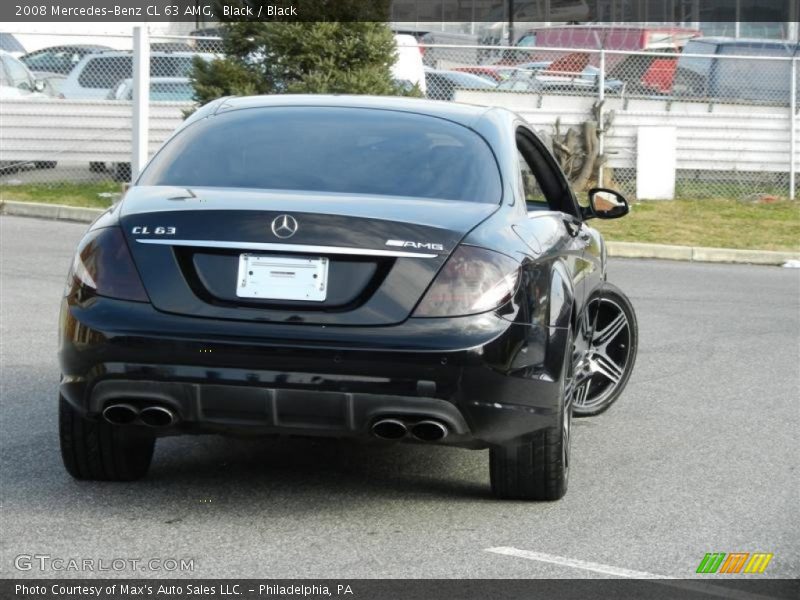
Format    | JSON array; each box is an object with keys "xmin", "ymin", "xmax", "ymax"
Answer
[{"xmin": 385, "ymin": 240, "xmax": 444, "ymax": 251}]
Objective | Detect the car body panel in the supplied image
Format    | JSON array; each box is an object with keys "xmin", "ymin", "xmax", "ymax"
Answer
[
  {"xmin": 120, "ymin": 187, "xmax": 499, "ymax": 326},
  {"xmin": 59, "ymin": 95, "xmax": 611, "ymax": 449}
]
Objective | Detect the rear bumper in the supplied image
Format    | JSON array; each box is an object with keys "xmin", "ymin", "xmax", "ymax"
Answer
[{"xmin": 58, "ymin": 296, "xmax": 569, "ymax": 447}]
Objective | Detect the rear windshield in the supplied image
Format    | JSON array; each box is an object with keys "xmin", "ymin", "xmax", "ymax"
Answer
[{"xmin": 139, "ymin": 106, "xmax": 502, "ymax": 204}]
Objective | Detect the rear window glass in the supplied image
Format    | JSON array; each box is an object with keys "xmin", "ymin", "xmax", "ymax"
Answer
[
  {"xmin": 139, "ymin": 106, "xmax": 502, "ymax": 204},
  {"xmin": 78, "ymin": 56, "xmax": 132, "ymax": 88}
]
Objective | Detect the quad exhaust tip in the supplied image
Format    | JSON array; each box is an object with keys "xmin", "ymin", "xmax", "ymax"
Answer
[
  {"xmin": 371, "ymin": 418, "xmax": 408, "ymax": 440},
  {"xmin": 371, "ymin": 417, "xmax": 449, "ymax": 442},
  {"xmin": 102, "ymin": 403, "xmax": 138, "ymax": 426},
  {"xmin": 102, "ymin": 403, "xmax": 177, "ymax": 427},
  {"xmin": 139, "ymin": 406, "xmax": 177, "ymax": 428},
  {"xmin": 410, "ymin": 420, "xmax": 448, "ymax": 442}
]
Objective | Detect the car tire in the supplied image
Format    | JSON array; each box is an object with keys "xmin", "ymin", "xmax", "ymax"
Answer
[
  {"xmin": 489, "ymin": 327, "xmax": 573, "ymax": 501},
  {"xmin": 34, "ymin": 161, "xmax": 57, "ymax": 169},
  {"xmin": 59, "ymin": 394, "xmax": 155, "ymax": 481},
  {"xmin": 89, "ymin": 162, "xmax": 105, "ymax": 173},
  {"xmin": 572, "ymin": 282, "xmax": 638, "ymax": 417}
]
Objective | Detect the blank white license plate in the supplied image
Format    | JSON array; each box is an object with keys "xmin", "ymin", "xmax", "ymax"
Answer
[{"xmin": 236, "ymin": 254, "xmax": 329, "ymax": 302}]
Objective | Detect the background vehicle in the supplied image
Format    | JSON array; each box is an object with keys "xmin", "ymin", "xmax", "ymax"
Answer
[
  {"xmin": 490, "ymin": 25, "xmax": 700, "ymax": 94},
  {"xmin": 673, "ymin": 37, "xmax": 800, "ymax": 103},
  {"xmin": 0, "ymin": 32, "xmax": 26, "ymax": 57},
  {"xmin": 34, "ymin": 72, "xmax": 67, "ymax": 96},
  {"xmin": 0, "ymin": 50, "xmax": 47, "ymax": 97},
  {"xmin": 452, "ymin": 65, "xmax": 518, "ymax": 83},
  {"xmin": 59, "ymin": 51, "xmax": 214, "ymax": 99},
  {"xmin": 20, "ymin": 44, "xmax": 111, "ymax": 75},
  {"xmin": 392, "ymin": 34, "xmax": 426, "ymax": 94},
  {"xmin": 106, "ymin": 76, "xmax": 194, "ymax": 101},
  {"xmin": 0, "ymin": 50, "xmax": 54, "ymax": 172},
  {"xmin": 424, "ymin": 68, "xmax": 497, "ymax": 100},
  {"xmin": 497, "ymin": 55, "xmax": 625, "ymax": 94},
  {"xmin": 510, "ymin": 24, "xmax": 699, "ymax": 57},
  {"xmin": 57, "ymin": 96, "xmax": 635, "ymax": 501}
]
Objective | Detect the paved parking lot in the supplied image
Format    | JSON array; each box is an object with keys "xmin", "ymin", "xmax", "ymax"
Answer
[{"xmin": 1, "ymin": 215, "xmax": 798, "ymax": 580}]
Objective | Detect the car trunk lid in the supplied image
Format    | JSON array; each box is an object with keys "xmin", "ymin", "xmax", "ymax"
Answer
[{"xmin": 120, "ymin": 186, "xmax": 498, "ymax": 326}]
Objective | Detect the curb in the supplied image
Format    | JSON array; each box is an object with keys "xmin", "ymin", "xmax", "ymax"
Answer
[
  {"xmin": 0, "ymin": 200, "xmax": 105, "ymax": 223},
  {"xmin": 606, "ymin": 241, "xmax": 800, "ymax": 266},
  {"xmin": 1, "ymin": 200, "xmax": 797, "ymax": 266}
]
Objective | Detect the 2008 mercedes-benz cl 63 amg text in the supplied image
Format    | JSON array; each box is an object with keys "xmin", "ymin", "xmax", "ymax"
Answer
[{"xmin": 59, "ymin": 95, "xmax": 638, "ymax": 500}]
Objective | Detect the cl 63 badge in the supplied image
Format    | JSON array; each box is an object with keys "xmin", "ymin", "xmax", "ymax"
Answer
[{"xmin": 131, "ymin": 226, "xmax": 176, "ymax": 235}]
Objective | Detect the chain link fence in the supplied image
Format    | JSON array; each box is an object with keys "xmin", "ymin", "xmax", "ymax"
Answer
[
  {"xmin": 1, "ymin": 30, "xmax": 798, "ymax": 203},
  {"xmin": 0, "ymin": 31, "xmax": 216, "ymax": 197},
  {"xmin": 420, "ymin": 41, "xmax": 798, "ymax": 201}
]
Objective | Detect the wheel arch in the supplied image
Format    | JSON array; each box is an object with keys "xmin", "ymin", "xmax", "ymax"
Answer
[{"xmin": 543, "ymin": 259, "xmax": 576, "ymax": 384}]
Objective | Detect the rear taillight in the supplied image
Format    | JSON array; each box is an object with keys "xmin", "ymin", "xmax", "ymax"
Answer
[
  {"xmin": 414, "ymin": 246, "xmax": 520, "ymax": 317},
  {"xmin": 65, "ymin": 227, "xmax": 148, "ymax": 302}
]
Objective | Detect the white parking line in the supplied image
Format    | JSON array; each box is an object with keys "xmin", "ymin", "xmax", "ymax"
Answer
[
  {"xmin": 485, "ymin": 547, "xmax": 780, "ymax": 600},
  {"xmin": 486, "ymin": 546, "xmax": 668, "ymax": 579}
]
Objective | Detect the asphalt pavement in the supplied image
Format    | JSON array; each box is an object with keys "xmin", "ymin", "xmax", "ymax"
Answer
[{"xmin": 1, "ymin": 215, "xmax": 798, "ymax": 580}]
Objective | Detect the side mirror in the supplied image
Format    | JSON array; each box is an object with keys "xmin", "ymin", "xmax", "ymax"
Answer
[
  {"xmin": 585, "ymin": 188, "xmax": 629, "ymax": 220},
  {"xmin": 33, "ymin": 80, "xmax": 46, "ymax": 93}
]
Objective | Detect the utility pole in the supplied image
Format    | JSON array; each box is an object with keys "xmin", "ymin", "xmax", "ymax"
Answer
[
  {"xmin": 132, "ymin": 26, "xmax": 150, "ymax": 181},
  {"xmin": 508, "ymin": 0, "xmax": 515, "ymax": 46}
]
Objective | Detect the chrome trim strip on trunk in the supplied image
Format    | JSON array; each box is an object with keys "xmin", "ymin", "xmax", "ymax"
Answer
[{"xmin": 135, "ymin": 238, "xmax": 440, "ymax": 259}]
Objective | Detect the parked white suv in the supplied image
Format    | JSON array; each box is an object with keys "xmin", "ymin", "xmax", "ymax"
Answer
[
  {"xmin": 0, "ymin": 50, "xmax": 46, "ymax": 98},
  {"xmin": 59, "ymin": 51, "xmax": 213, "ymax": 99},
  {"xmin": 392, "ymin": 34, "xmax": 426, "ymax": 94}
]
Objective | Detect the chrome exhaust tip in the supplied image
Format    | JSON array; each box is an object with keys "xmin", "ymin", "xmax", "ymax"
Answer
[
  {"xmin": 139, "ymin": 405, "xmax": 177, "ymax": 428},
  {"xmin": 371, "ymin": 418, "xmax": 408, "ymax": 440},
  {"xmin": 102, "ymin": 403, "xmax": 139, "ymax": 426},
  {"xmin": 410, "ymin": 420, "xmax": 448, "ymax": 442}
]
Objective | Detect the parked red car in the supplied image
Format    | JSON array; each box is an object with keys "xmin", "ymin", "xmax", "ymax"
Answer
[{"xmin": 490, "ymin": 25, "xmax": 700, "ymax": 95}]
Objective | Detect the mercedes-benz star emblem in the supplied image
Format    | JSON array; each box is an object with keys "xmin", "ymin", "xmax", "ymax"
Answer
[{"xmin": 271, "ymin": 214, "xmax": 298, "ymax": 239}]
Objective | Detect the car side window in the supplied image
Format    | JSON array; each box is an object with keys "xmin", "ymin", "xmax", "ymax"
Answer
[
  {"xmin": 517, "ymin": 150, "xmax": 548, "ymax": 210},
  {"xmin": 516, "ymin": 127, "xmax": 579, "ymax": 217},
  {"xmin": 79, "ymin": 57, "xmax": 132, "ymax": 88}
]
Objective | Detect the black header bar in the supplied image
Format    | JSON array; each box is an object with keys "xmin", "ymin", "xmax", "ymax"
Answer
[{"xmin": 2, "ymin": 1, "xmax": 799, "ymax": 23}]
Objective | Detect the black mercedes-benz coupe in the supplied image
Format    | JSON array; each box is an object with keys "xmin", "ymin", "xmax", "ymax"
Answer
[{"xmin": 58, "ymin": 95, "xmax": 637, "ymax": 500}]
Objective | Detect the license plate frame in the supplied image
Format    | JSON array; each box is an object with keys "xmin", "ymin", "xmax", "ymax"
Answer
[{"xmin": 235, "ymin": 254, "xmax": 329, "ymax": 302}]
